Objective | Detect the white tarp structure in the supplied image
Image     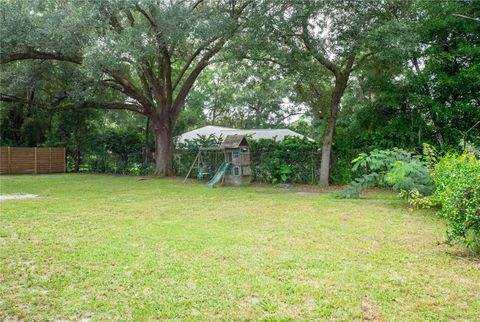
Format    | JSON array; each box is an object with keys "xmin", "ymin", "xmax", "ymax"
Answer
[{"xmin": 176, "ymin": 125, "xmax": 312, "ymax": 144}]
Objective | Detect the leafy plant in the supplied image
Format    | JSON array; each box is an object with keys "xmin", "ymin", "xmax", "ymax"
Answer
[
  {"xmin": 250, "ymin": 137, "xmax": 321, "ymax": 184},
  {"xmin": 335, "ymin": 172, "xmax": 381, "ymax": 199},
  {"xmin": 400, "ymin": 189, "xmax": 439, "ymax": 209},
  {"xmin": 272, "ymin": 164, "xmax": 292, "ymax": 184},
  {"xmin": 385, "ymin": 160, "xmax": 434, "ymax": 196},
  {"xmin": 422, "ymin": 143, "xmax": 439, "ymax": 171},
  {"xmin": 337, "ymin": 148, "xmax": 434, "ymax": 198},
  {"xmin": 432, "ymin": 153, "xmax": 480, "ymax": 252},
  {"xmin": 127, "ymin": 166, "xmax": 141, "ymax": 176}
]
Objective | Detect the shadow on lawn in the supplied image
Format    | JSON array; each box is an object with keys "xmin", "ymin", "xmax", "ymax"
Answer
[{"xmin": 444, "ymin": 246, "xmax": 480, "ymax": 262}]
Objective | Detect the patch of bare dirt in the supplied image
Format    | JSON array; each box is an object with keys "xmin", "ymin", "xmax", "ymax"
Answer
[
  {"xmin": 237, "ymin": 295, "xmax": 261, "ymax": 314},
  {"xmin": 254, "ymin": 182, "xmax": 343, "ymax": 194},
  {"xmin": 0, "ymin": 194, "xmax": 38, "ymax": 201},
  {"xmin": 360, "ymin": 295, "xmax": 383, "ymax": 321}
]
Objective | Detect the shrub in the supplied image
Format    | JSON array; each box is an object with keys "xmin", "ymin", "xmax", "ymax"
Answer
[
  {"xmin": 337, "ymin": 148, "xmax": 434, "ymax": 198},
  {"xmin": 400, "ymin": 189, "xmax": 439, "ymax": 209},
  {"xmin": 330, "ymin": 158, "xmax": 352, "ymax": 185},
  {"xmin": 385, "ymin": 160, "xmax": 434, "ymax": 196},
  {"xmin": 272, "ymin": 164, "xmax": 292, "ymax": 184},
  {"xmin": 432, "ymin": 153, "xmax": 480, "ymax": 251},
  {"xmin": 249, "ymin": 137, "xmax": 321, "ymax": 184},
  {"xmin": 127, "ymin": 165, "xmax": 142, "ymax": 176}
]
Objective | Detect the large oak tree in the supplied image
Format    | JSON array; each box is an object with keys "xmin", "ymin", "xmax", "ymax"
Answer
[{"xmin": 1, "ymin": 0, "xmax": 254, "ymax": 176}]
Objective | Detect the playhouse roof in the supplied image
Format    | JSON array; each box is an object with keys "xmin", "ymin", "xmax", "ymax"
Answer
[{"xmin": 220, "ymin": 135, "xmax": 249, "ymax": 149}]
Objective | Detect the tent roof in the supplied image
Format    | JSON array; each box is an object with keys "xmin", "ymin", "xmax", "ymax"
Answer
[{"xmin": 176, "ymin": 126, "xmax": 312, "ymax": 144}]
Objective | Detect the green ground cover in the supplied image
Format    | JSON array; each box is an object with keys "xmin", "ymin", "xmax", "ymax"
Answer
[{"xmin": 0, "ymin": 174, "xmax": 478, "ymax": 320}]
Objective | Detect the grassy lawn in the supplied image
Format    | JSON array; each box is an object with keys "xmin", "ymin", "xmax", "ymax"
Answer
[{"xmin": 1, "ymin": 174, "xmax": 479, "ymax": 320}]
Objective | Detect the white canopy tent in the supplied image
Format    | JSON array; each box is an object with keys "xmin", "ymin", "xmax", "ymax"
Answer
[{"xmin": 176, "ymin": 125, "xmax": 313, "ymax": 144}]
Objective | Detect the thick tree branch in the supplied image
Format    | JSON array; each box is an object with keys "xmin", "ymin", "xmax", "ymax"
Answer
[
  {"xmin": 54, "ymin": 102, "xmax": 144, "ymax": 113},
  {"xmin": 170, "ymin": 1, "xmax": 253, "ymax": 118},
  {"xmin": 162, "ymin": 49, "xmax": 173, "ymax": 108},
  {"xmin": 171, "ymin": 38, "xmax": 228, "ymax": 119},
  {"xmin": 300, "ymin": 22, "xmax": 339, "ymax": 76},
  {"xmin": 108, "ymin": 71, "xmax": 154, "ymax": 114},
  {"xmin": 344, "ymin": 55, "xmax": 356, "ymax": 74},
  {"xmin": 0, "ymin": 93, "xmax": 29, "ymax": 103},
  {"xmin": 2, "ymin": 51, "xmax": 82, "ymax": 64},
  {"xmin": 137, "ymin": 70, "xmax": 154, "ymax": 103},
  {"xmin": 192, "ymin": 0, "xmax": 205, "ymax": 10},
  {"xmin": 301, "ymin": 35, "xmax": 338, "ymax": 76},
  {"xmin": 143, "ymin": 64, "xmax": 165, "ymax": 108},
  {"xmin": 135, "ymin": 4, "xmax": 157, "ymax": 30},
  {"xmin": 172, "ymin": 46, "xmax": 204, "ymax": 90},
  {"xmin": 126, "ymin": 10, "xmax": 135, "ymax": 26},
  {"xmin": 134, "ymin": 3, "xmax": 172, "ymax": 102},
  {"xmin": 110, "ymin": 16, "xmax": 123, "ymax": 33},
  {"xmin": 101, "ymin": 79, "xmax": 125, "ymax": 92},
  {"xmin": 0, "ymin": 93, "xmax": 143, "ymax": 113},
  {"xmin": 411, "ymin": 57, "xmax": 422, "ymax": 75}
]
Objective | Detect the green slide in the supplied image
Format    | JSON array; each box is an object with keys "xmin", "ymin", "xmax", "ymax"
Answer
[{"xmin": 206, "ymin": 162, "xmax": 230, "ymax": 188}]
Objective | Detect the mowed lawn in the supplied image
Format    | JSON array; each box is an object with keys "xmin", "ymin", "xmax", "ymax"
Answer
[{"xmin": 0, "ymin": 175, "xmax": 479, "ymax": 320}]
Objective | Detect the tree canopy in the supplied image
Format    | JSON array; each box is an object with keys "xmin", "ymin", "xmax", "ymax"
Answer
[{"xmin": 1, "ymin": 0, "xmax": 257, "ymax": 175}]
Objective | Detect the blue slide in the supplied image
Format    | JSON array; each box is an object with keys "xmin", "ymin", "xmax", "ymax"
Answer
[{"xmin": 206, "ymin": 162, "xmax": 230, "ymax": 188}]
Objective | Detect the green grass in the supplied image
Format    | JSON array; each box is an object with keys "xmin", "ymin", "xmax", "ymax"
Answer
[{"xmin": 1, "ymin": 174, "xmax": 479, "ymax": 320}]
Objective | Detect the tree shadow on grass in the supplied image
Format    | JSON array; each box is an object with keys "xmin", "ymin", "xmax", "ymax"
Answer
[{"xmin": 444, "ymin": 246, "xmax": 480, "ymax": 263}]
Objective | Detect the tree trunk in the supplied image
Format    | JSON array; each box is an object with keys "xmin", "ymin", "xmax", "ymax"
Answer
[
  {"xmin": 319, "ymin": 76, "xmax": 347, "ymax": 186},
  {"xmin": 152, "ymin": 116, "xmax": 175, "ymax": 177},
  {"xmin": 144, "ymin": 117, "xmax": 150, "ymax": 166},
  {"xmin": 435, "ymin": 130, "xmax": 445, "ymax": 149},
  {"xmin": 431, "ymin": 110, "xmax": 445, "ymax": 149},
  {"xmin": 74, "ymin": 146, "xmax": 81, "ymax": 172}
]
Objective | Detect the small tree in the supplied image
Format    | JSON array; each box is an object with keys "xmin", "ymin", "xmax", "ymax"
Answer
[{"xmin": 258, "ymin": 0, "xmax": 413, "ymax": 185}]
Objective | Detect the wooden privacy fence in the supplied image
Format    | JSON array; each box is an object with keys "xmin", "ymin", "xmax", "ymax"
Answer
[{"xmin": 0, "ymin": 147, "xmax": 65, "ymax": 175}]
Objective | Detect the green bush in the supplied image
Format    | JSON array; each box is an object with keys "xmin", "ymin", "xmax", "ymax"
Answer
[
  {"xmin": 385, "ymin": 160, "xmax": 434, "ymax": 196},
  {"xmin": 329, "ymin": 158, "xmax": 352, "ymax": 185},
  {"xmin": 127, "ymin": 166, "xmax": 142, "ymax": 176},
  {"xmin": 337, "ymin": 148, "xmax": 434, "ymax": 198},
  {"xmin": 432, "ymin": 153, "xmax": 480, "ymax": 251},
  {"xmin": 249, "ymin": 137, "xmax": 321, "ymax": 184},
  {"xmin": 272, "ymin": 164, "xmax": 292, "ymax": 184},
  {"xmin": 400, "ymin": 189, "xmax": 439, "ymax": 209}
]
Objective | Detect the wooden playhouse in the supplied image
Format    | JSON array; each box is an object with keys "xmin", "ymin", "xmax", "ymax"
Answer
[{"xmin": 221, "ymin": 134, "xmax": 251, "ymax": 185}]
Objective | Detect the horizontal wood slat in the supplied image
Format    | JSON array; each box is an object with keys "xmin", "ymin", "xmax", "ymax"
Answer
[{"xmin": 0, "ymin": 147, "xmax": 65, "ymax": 175}]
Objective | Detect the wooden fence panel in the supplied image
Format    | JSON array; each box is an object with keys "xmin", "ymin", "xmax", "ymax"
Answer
[
  {"xmin": 0, "ymin": 147, "xmax": 8, "ymax": 174},
  {"xmin": 0, "ymin": 147, "xmax": 65, "ymax": 175},
  {"xmin": 50, "ymin": 148, "xmax": 66, "ymax": 173},
  {"xmin": 10, "ymin": 147, "xmax": 35, "ymax": 174},
  {"xmin": 36, "ymin": 148, "xmax": 50, "ymax": 174}
]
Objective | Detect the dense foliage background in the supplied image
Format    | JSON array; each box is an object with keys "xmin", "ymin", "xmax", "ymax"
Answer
[{"xmin": 0, "ymin": 0, "xmax": 480, "ymax": 184}]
